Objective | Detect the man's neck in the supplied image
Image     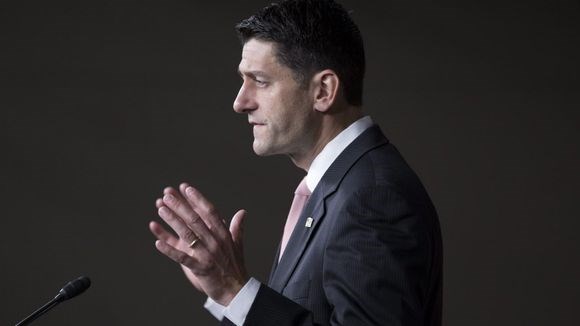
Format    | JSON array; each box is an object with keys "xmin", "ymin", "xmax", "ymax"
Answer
[{"xmin": 290, "ymin": 108, "xmax": 363, "ymax": 171}]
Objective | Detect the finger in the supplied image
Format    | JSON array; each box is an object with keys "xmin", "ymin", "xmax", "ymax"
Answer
[
  {"xmin": 158, "ymin": 205, "xmax": 207, "ymax": 247},
  {"xmin": 155, "ymin": 198, "xmax": 164, "ymax": 209},
  {"xmin": 163, "ymin": 187, "xmax": 208, "ymax": 230},
  {"xmin": 149, "ymin": 221, "xmax": 180, "ymax": 248},
  {"xmin": 230, "ymin": 209, "xmax": 246, "ymax": 246},
  {"xmin": 155, "ymin": 240, "xmax": 200, "ymax": 272},
  {"xmin": 182, "ymin": 185, "xmax": 228, "ymax": 239},
  {"xmin": 161, "ymin": 189, "xmax": 213, "ymax": 244}
]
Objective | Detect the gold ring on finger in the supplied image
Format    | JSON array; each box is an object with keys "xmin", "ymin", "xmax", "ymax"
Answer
[{"xmin": 188, "ymin": 237, "xmax": 200, "ymax": 248}]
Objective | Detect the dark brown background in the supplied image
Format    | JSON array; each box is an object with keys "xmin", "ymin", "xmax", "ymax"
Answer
[{"xmin": 1, "ymin": 0, "xmax": 579, "ymax": 325}]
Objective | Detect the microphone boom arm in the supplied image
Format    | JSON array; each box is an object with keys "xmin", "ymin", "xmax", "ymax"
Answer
[{"xmin": 14, "ymin": 276, "xmax": 91, "ymax": 326}]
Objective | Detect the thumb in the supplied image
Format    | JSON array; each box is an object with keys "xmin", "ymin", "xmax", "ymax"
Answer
[{"xmin": 230, "ymin": 209, "xmax": 247, "ymax": 246}]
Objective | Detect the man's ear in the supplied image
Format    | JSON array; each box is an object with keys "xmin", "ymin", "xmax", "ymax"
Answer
[{"xmin": 312, "ymin": 70, "xmax": 339, "ymax": 113}]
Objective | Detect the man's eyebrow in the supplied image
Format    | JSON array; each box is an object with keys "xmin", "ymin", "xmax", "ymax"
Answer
[{"xmin": 237, "ymin": 69, "xmax": 268, "ymax": 79}]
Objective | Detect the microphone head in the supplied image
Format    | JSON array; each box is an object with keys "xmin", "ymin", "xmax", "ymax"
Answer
[{"xmin": 56, "ymin": 276, "xmax": 91, "ymax": 301}]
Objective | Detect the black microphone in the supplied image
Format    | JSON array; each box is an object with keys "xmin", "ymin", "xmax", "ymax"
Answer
[{"xmin": 15, "ymin": 276, "xmax": 91, "ymax": 326}]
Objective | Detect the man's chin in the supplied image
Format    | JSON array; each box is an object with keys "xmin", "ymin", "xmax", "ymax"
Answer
[
  {"xmin": 252, "ymin": 147, "xmax": 272, "ymax": 157},
  {"xmin": 252, "ymin": 142, "xmax": 277, "ymax": 157}
]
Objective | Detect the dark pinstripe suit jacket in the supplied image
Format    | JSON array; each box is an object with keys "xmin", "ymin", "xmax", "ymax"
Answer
[{"xmin": 224, "ymin": 125, "xmax": 442, "ymax": 326}]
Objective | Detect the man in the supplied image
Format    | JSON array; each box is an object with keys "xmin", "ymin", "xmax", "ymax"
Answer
[{"xmin": 149, "ymin": 0, "xmax": 442, "ymax": 325}]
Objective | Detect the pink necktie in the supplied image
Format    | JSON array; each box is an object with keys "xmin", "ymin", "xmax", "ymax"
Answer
[{"xmin": 279, "ymin": 178, "xmax": 311, "ymax": 260}]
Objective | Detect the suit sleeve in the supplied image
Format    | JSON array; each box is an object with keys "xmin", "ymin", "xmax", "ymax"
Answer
[{"xmin": 241, "ymin": 185, "xmax": 438, "ymax": 326}]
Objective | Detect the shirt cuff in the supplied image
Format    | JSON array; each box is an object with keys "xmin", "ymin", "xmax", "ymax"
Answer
[
  {"xmin": 223, "ymin": 277, "xmax": 261, "ymax": 325},
  {"xmin": 204, "ymin": 296, "xmax": 226, "ymax": 321},
  {"xmin": 203, "ymin": 278, "xmax": 261, "ymax": 325}
]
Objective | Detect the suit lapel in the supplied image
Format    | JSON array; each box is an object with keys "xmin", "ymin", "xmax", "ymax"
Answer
[
  {"xmin": 268, "ymin": 243, "xmax": 281, "ymax": 283},
  {"xmin": 268, "ymin": 188, "xmax": 326, "ymax": 291},
  {"xmin": 268, "ymin": 125, "xmax": 389, "ymax": 292}
]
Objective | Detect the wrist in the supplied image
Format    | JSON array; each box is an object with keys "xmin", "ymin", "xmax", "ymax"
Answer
[{"xmin": 214, "ymin": 277, "xmax": 248, "ymax": 306}]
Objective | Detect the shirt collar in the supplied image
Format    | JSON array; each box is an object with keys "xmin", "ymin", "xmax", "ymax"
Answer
[{"xmin": 305, "ymin": 116, "xmax": 374, "ymax": 192}]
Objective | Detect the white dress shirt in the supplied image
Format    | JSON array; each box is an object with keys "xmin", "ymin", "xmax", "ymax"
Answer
[{"xmin": 205, "ymin": 116, "xmax": 374, "ymax": 325}]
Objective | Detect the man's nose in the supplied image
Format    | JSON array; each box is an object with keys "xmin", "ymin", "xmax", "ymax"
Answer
[{"xmin": 233, "ymin": 84, "xmax": 257, "ymax": 114}]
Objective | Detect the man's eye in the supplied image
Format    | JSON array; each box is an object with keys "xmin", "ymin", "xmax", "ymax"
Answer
[{"xmin": 255, "ymin": 79, "xmax": 267, "ymax": 86}]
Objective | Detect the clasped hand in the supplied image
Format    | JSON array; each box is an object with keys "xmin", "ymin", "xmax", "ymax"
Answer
[{"xmin": 149, "ymin": 183, "xmax": 248, "ymax": 306}]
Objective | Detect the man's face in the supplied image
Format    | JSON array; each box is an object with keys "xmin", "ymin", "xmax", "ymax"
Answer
[{"xmin": 234, "ymin": 39, "xmax": 318, "ymax": 158}]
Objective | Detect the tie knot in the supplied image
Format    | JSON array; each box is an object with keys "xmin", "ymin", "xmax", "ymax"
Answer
[{"xmin": 295, "ymin": 178, "xmax": 311, "ymax": 196}]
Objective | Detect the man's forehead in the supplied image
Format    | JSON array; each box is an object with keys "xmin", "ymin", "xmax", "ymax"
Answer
[{"xmin": 238, "ymin": 39, "xmax": 279, "ymax": 72}]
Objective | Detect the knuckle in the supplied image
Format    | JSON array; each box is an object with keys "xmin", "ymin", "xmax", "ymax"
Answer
[
  {"xmin": 205, "ymin": 241, "xmax": 218, "ymax": 254},
  {"xmin": 190, "ymin": 215, "xmax": 203, "ymax": 225},
  {"xmin": 206, "ymin": 205, "xmax": 218, "ymax": 217},
  {"xmin": 186, "ymin": 217, "xmax": 204, "ymax": 231},
  {"xmin": 202, "ymin": 261, "xmax": 216, "ymax": 274},
  {"xmin": 214, "ymin": 227, "xmax": 229, "ymax": 241},
  {"xmin": 182, "ymin": 229, "xmax": 196, "ymax": 241},
  {"xmin": 176, "ymin": 253, "xmax": 189, "ymax": 265},
  {"xmin": 171, "ymin": 199, "xmax": 183, "ymax": 210}
]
